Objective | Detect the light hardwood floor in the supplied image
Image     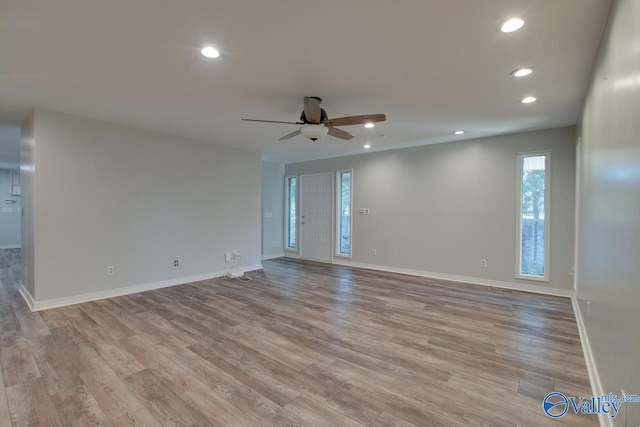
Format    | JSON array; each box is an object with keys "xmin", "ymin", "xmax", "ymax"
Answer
[{"xmin": 0, "ymin": 249, "xmax": 597, "ymax": 426}]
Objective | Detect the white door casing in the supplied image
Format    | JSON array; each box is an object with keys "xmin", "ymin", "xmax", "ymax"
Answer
[{"xmin": 300, "ymin": 173, "xmax": 332, "ymax": 262}]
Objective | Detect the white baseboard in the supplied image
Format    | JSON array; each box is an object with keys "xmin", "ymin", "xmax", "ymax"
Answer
[
  {"xmin": 571, "ymin": 296, "xmax": 609, "ymax": 427},
  {"xmin": 262, "ymin": 252, "xmax": 284, "ymax": 260},
  {"xmin": 241, "ymin": 264, "xmax": 263, "ymax": 273},
  {"xmin": 0, "ymin": 245, "xmax": 21, "ymax": 249},
  {"xmin": 283, "ymin": 252, "xmax": 301, "ymax": 259},
  {"xmin": 331, "ymin": 259, "xmax": 573, "ymax": 298},
  {"xmin": 19, "ymin": 263, "xmax": 263, "ymax": 312},
  {"xmin": 19, "ymin": 284, "xmax": 36, "ymax": 311}
]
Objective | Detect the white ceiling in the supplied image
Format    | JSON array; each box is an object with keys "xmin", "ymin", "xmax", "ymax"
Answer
[{"xmin": 0, "ymin": 0, "xmax": 611, "ymax": 163}]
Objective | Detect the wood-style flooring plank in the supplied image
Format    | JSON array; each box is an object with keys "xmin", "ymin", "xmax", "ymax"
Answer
[
  {"xmin": 50, "ymin": 383, "xmax": 112, "ymax": 427},
  {"xmin": 188, "ymin": 339, "xmax": 301, "ymax": 407},
  {"xmin": 0, "ymin": 367, "xmax": 11, "ymax": 427},
  {"xmin": 370, "ymin": 411, "xmax": 419, "ymax": 427},
  {"xmin": 5, "ymin": 377, "xmax": 63, "ymax": 427},
  {"xmin": 0, "ymin": 335, "xmax": 41, "ymax": 387},
  {"xmin": 123, "ymin": 369, "xmax": 209, "ymax": 427},
  {"xmin": 39, "ymin": 308, "xmax": 71, "ymax": 330},
  {"xmin": 12, "ymin": 302, "xmax": 51, "ymax": 340},
  {"xmin": 27, "ymin": 334, "xmax": 84, "ymax": 395},
  {"xmin": 78, "ymin": 303, "xmax": 136, "ymax": 341},
  {"xmin": 49, "ymin": 326, "xmax": 109, "ymax": 374},
  {"xmin": 72, "ymin": 324, "xmax": 144, "ymax": 379},
  {"xmin": 80, "ymin": 366, "xmax": 159, "ymax": 426},
  {"xmin": 284, "ymin": 395, "xmax": 364, "ymax": 427},
  {"xmin": 153, "ymin": 339, "xmax": 306, "ymax": 427},
  {"xmin": 179, "ymin": 385, "xmax": 260, "ymax": 427}
]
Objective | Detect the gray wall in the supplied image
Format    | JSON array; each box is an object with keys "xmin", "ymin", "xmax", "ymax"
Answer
[
  {"xmin": 20, "ymin": 112, "xmax": 35, "ymax": 297},
  {"xmin": 576, "ymin": 0, "xmax": 639, "ymax": 424},
  {"xmin": 0, "ymin": 169, "xmax": 21, "ymax": 248},
  {"xmin": 24, "ymin": 108, "xmax": 261, "ymax": 302},
  {"xmin": 261, "ymin": 161, "xmax": 284, "ymax": 259},
  {"xmin": 0, "ymin": 125, "xmax": 21, "ymax": 166},
  {"xmin": 285, "ymin": 127, "xmax": 576, "ymax": 291}
]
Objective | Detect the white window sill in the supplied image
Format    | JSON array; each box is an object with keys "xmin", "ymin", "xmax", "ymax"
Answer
[{"xmin": 516, "ymin": 274, "xmax": 549, "ymax": 283}]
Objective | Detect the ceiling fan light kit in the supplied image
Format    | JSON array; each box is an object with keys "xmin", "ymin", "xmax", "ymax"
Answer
[
  {"xmin": 300, "ymin": 124, "xmax": 329, "ymax": 142},
  {"xmin": 242, "ymin": 96, "xmax": 386, "ymax": 142}
]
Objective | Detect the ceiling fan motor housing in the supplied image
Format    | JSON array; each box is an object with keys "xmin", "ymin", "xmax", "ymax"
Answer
[{"xmin": 300, "ymin": 108, "xmax": 328, "ymax": 124}]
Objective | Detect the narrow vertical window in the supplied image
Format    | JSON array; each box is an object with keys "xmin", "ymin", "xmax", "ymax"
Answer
[
  {"xmin": 286, "ymin": 176, "xmax": 297, "ymax": 249},
  {"xmin": 336, "ymin": 170, "xmax": 352, "ymax": 256},
  {"xmin": 517, "ymin": 152, "xmax": 550, "ymax": 281}
]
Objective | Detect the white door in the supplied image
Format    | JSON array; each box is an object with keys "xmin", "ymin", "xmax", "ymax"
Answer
[{"xmin": 300, "ymin": 173, "xmax": 332, "ymax": 262}]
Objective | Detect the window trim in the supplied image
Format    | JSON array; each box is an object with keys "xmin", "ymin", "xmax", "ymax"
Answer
[
  {"xmin": 335, "ymin": 169, "xmax": 353, "ymax": 258},
  {"xmin": 284, "ymin": 175, "xmax": 297, "ymax": 251},
  {"xmin": 515, "ymin": 150, "xmax": 551, "ymax": 282}
]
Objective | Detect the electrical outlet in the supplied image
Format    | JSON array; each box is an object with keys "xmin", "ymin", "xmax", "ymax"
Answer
[
  {"xmin": 372, "ymin": 248, "xmax": 377, "ymax": 256},
  {"xmin": 480, "ymin": 259, "xmax": 487, "ymax": 268},
  {"xmin": 359, "ymin": 208, "xmax": 370, "ymax": 215},
  {"xmin": 107, "ymin": 265, "xmax": 115, "ymax": 276},
  {"xmin": 173, "ymin": 260, "xmax": 179, "ymax": 267}
]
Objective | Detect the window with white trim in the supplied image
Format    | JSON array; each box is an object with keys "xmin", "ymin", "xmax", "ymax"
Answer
[
  {"xmin": 285, "ymin": 176, "xmax": 297, "ymax": 249},
  {"xmin": 516, "ymin": 151, "xmax": 550, "ymax": 281},
  {"xmin": 336, "ymin": 170, "xmax": 352, "ymax": 256}
]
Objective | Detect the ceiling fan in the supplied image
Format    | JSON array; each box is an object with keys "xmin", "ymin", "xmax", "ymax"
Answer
[{"xmin": 242, "ymin": 96, "xmax": 386, "ymax": 142}]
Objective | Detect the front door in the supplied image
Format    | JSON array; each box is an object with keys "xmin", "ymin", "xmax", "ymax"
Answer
[{"xmin": 300, "ymin": 173, "xmax": 332, "ymax": 262}]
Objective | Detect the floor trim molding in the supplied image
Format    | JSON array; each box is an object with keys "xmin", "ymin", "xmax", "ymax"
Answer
[
  {"xmin": 262, "ymin": 253, "xmax": 284, "ymax": 260},
  {"xmin": 571, "ymin": 296, "xmax": 609, "ymax": 427},
  {"xmin": 331, "ymin": 259, "xmax": 573, "ymax": 298},
  {"xmin": 283, "ymin": 252, "xmax": 301, "ymax": 259},
  {"xmin": 0, "ymin": 245, "xmax": 21, "ymax": 249},
  {"xmin": 20, "ymin": 263, "xmax": 263, "ymax": 312},
  {"xmin": 19, "ymin": 284, "xmax": 36, "ymax": 311}
]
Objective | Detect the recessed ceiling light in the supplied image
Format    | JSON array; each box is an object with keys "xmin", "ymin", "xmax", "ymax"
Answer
[
  {"xmin": 363, "ymin": 144, "xmax": 371, "ymax": 149},
  {"xmin": 454, "ymin": 130, "xmax": 465, "ymax": 135},
  {"xmin": 521, "ymin": 96, "xmax": 537, "ymax": 104},
  {"xmin": 511, "ymin": 67, "xmax": 534, "ymax": 77},
  {"xmin": 500, "ymin": 18, "xmax": 525, "ymax": 33},
  {"xmin": 201, "ymin": 46, "xmax": 220, "ymax": 58},
  {"xmin": 364, "ymin": 123, "xmax": 375, "ymax": 128}
]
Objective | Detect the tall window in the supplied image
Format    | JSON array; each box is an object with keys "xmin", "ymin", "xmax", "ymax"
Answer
[
  {"xmin": 286, "ymin": 176, "xmax": 297, "ymax": 249},
  {"xmin": 336, "ymin": 170, "xmax": 352, "ymax": 256},
  {"xmin": 517, "ymin": 152, "xmax": 550, "ymax": 281}
]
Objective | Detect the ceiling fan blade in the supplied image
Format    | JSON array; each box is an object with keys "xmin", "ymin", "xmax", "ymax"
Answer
[
  {"xmin": 324, "ymin": 114, "xmax": 386, "ymax": 127},
  {"xmin": 242, "ymin": 119, "xmax": 303, "ymax": 125},
  {"xmin": 279, "ymin": 130, "xmax": 302, "ymax": 141},
  {"xmin": 327, "ymin": 127, "xmax": 354, "ymax": 140},
  {"xmin": 303, "ymin": 97, "xmax": 322, "ymax": 124}
]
